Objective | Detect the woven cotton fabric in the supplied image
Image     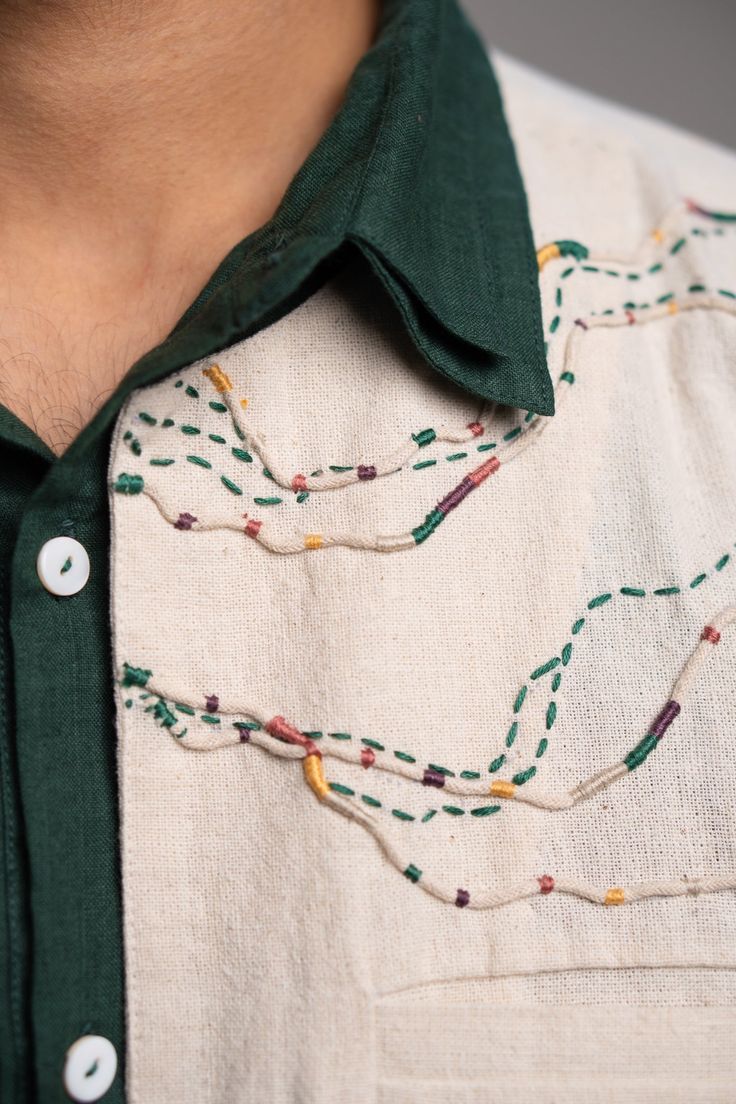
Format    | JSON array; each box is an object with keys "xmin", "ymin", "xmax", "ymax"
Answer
[{"xmin": 110, "ymin": 53, "xmax": 736, "ymax": 1102}]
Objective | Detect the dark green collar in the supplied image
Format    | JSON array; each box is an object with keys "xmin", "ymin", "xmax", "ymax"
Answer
[
  {"xmin": 169, "ymin": 0, "xmax": 552, "ymax": 415},
  {"xmin": 348, "ymin": 0, "xmax": 553, "ymax": 414},
  {"xmin": 56, "ymin": 0, "xmax": 550, "ymax": 466}
]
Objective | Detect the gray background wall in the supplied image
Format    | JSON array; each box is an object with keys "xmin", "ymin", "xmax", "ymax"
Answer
[{"xmin": 464, "ymin": 0, "xmax": 736, "ymax": 151}]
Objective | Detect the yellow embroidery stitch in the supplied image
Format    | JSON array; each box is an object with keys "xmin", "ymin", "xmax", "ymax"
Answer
[
  {"xmin": 202, "ymin": 364, "xmax": 233, "ymax": 393},
  {"xmin": 490, "ymin": 780, "xmax": 516, "ymax": 799},
  {"xmin": 304, "ymin": 754, "xmax": 329, "ymax": 799}
]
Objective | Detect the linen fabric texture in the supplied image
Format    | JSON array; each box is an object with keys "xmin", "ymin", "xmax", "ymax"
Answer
[{"xmin": 110, "ymin": 54, "xmax": 736, "ymax": 1102}]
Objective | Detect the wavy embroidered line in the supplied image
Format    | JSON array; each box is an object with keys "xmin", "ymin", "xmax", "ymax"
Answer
[
  {"xmin": 124, "ymin": 691, "xmax": 503, "ymax": 827},
  {"xmin": 121, "ymin": 605, "xmax": 736, "ymax": 909},
  {"xmin": 121, "ymin": 603, "xmax": 733, "ymax": 810},
  {"xmin": 539, "ymin": 200, "xmax": 736, "ymax": 346},
  {"xmin": 122, "ymin": 391, "xmax": 490, "ymax": 510},
  {"xmin": 121, "ymin": 535, "xmax": 736, "ymax": 818},
  {"xmin": 199, "ymin": 364, "xmax": 491, "ymax": 496},
  {"xmin": 112, "ymin": 293, "xmax": 736, "ymax": 552},
  {"xmin": 131, "ymin": 410, "xmax": 503, "ymax": 508}
]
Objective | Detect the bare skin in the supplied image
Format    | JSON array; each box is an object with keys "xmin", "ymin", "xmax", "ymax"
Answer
[{"xmin": 0, "ymin": 0, "xmax": 380, "ymax": 454}]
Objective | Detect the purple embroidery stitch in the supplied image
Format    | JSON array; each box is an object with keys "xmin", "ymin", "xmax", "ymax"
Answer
[
  {"xmin": 651, "ymin": 699, "xmax": 681, "ymax": 739},
  {"xmin": 437, "ymin": 477, "xmax": 474, "ymax": 515}
]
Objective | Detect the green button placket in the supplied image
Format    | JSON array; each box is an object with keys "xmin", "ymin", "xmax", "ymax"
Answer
[
  {"xmin": 0, "ymin": 446, "xmax": 46, "ymax": 1104},
  {"xmin": 9, "ymin": 442, "xmax": 124, "ymax": 1104}
]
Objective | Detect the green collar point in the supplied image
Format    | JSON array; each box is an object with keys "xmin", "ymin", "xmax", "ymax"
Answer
[
  {"xmin": 343, "ymin": 0, "xmax": 551, "ymax": 413},
  {"xmin": 360, "ymin": 237, "xmax": 552, "ymax": 415}
]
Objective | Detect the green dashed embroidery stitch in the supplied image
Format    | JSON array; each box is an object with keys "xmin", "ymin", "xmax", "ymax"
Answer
[
  {"xmin": 113, "ymin": 473, "xmax": 144, "ymax": 495},
  {"xmin": 123, "ymin": 431, "xmax": 142, "ymax": 456},
  {"xmin": 130, "ymin": 405, "xmax": 256, "ymax": 500},
  {"xmin": 123, "ymin": 532, "xmax": 736, "ymax": 836}
]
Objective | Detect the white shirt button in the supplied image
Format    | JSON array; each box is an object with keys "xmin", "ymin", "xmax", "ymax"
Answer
[
  {"xmin": 36, "ymin": 536, "xmax": 90, "ymax": 597},
  {"xmin": 63, "ymin": 1035, "xmax": 117, "ymax": 1101}
]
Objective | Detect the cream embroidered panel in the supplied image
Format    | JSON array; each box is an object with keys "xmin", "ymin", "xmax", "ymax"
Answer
[{"xmin": 110, "ymin": 54, "xmax": 736, "ymax": 1103}]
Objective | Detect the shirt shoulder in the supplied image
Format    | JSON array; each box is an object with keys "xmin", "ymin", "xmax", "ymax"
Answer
[{"xmin": 492, "ymin": 50, "xmax": 736, "ymax": 253}]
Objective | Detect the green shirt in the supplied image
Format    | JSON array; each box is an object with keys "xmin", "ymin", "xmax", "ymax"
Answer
[{"xmin": 0, "ymin": 1, "xmax": 546, "ymax": 1099}]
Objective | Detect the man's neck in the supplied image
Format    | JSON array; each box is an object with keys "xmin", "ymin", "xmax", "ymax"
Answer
[
  {"xmin": 0, "ymin": 0, "xmax": 380, "ymax": 453},
  {"xmin": 0, "ymin": 0, "xmax": 381, "ymax": 247}
]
